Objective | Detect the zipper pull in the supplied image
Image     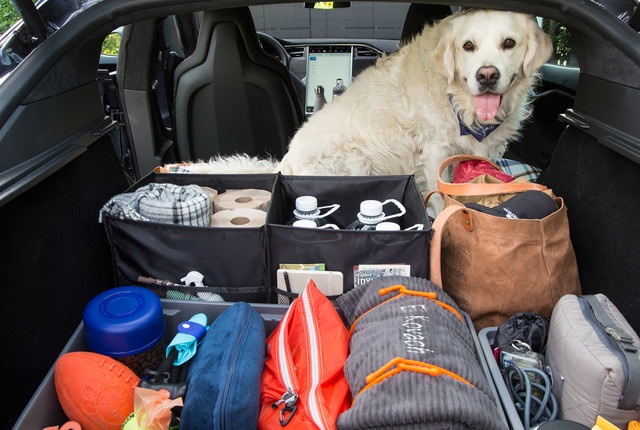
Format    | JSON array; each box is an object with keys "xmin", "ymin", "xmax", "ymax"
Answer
[
  {"xmin": 271, "ymin": 389, "xmax": 298, "ymax": 408},
  {"xmin": 272, "ymin": 389, "xmax": 298, "ymax": 426}
]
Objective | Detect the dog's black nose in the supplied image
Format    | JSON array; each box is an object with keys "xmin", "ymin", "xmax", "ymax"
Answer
[{"xmin": 476, "ymin": 66, "xmax": 500, "ymax": 86}]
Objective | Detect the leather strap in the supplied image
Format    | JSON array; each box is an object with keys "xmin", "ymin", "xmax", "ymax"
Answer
[
  {"xmin": 423, "ymin": 190, "xmax": 442, "ymax": 208},
  {"xmin": 429, "ymin": 204, "xmax": 468, "ymax": 289},
  {"xmin": 437, "ymin": 155, "xmax": 548, "ymax": 197},
  {"xmin": 583, "ymin": 295, "xmax": 640, "ymax": 410}
]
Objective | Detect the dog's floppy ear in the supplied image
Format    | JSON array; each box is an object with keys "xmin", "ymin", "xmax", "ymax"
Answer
[
  {"xmin": 431, "ymin": 26, "xmax": 456, "ymax": 83},
  {"xmin": 523, "ymin": 17, "xmax": 553, "ymax": 76}
]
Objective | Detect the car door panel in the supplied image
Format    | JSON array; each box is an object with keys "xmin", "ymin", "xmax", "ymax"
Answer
[
  {"xmin": 0, "ymin": 82, "xmax": 109, "ymax": 206},
  {"xmin": 1, "ymin": 133, "xmax": 129, "ymax": 427}
]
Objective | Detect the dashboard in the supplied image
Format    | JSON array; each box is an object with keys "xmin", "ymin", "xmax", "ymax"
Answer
[
  {"xmin": 301, "ymin": 45, "xmax": 353, "ymax": 113},
  {"xmin": 287, "ymin": 41, "xmax": 396, "ymax": 114},
  {"xmin": 284, "ymin": 42, "xmax": 388, "ymax": 80},
  {"xmin": 260, "ymin": 38, "xmax": 397, "ymax": 114}
]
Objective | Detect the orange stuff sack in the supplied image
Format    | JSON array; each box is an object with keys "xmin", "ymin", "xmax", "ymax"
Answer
[{"xmin": 259, "ymin": 280, "xmax": 351, "ymax": 430}]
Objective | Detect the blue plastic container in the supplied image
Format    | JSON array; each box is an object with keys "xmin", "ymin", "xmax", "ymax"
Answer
[{"xmin": 83, "ymin": 286, "xmax": 165, "ymax": 376}]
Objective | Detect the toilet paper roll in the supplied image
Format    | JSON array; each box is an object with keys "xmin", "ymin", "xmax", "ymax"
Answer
[
  {"xmin": 210, "ymin": 209, "xmax": 267, "ymax": 228},
  {"xmin": 213, "ymin": 189, "xmax": 271, "ymax": 212},
  {"xmin": 198, "ymin": 186, "xmax": 219, "ymax": 212}
]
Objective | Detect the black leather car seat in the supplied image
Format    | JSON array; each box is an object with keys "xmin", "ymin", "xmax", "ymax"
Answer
[
  {"xmin": 400, "ymin": 4, "xmax": 452, "ymax": 46},
  {"xmin": 173, "ymin": 7, "xmax": 304, "ymax": 162}
]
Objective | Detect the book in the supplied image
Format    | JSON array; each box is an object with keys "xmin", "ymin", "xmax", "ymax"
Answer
[
  {"xmin": 353, "ymin": 264, "xmax": 410, "ymax": 287},
  {"xmin": 277, "ymin": 269, "xmax": 343, "ymax": 296},
  {"xmin": 279, "ymin": 263, "xmax": 326, "ymax": 271}
]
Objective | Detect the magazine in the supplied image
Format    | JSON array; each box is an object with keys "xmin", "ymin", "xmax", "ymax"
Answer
[{"xmin": 353, "ymin": 264, "xmax": 410, "ymax": 287}]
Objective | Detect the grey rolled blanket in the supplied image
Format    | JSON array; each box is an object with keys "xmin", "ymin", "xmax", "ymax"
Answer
[{"xmin": 336, "ymin": 275, "xmax": 507, "ymax": 430}]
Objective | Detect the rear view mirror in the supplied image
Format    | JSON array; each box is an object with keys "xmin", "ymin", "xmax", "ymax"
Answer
[{"xmin": 304, "ymin": 2, "xmax": 351, "ymax": 9}]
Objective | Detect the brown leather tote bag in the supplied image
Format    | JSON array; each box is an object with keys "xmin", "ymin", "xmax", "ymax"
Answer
[{"xmin": 427, "ymin": 155, "xmax": 581, "ymax": 331}]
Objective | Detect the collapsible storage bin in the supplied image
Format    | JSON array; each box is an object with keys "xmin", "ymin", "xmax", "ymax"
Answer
[
  {"xmin": 14, "ymin": 299, "xmax": 506, "ymax": 430},
  {"xmin": 266, "ymin": 174, "xmax": 432, "ymax": 297},
  {"xmin": 102, "ymin": 173, "xmax": 276, "ymax": 303},
  {"xmin": 12, "ymin": 300, "xmax": 288, "ymax": 430}
]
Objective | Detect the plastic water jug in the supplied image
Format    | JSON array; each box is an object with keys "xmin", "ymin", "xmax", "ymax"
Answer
[
  {"xmin": 313, "ymin": 86, "xmax": 327, "ymax": 113},
  {"xmin": 333, "ymin": 78, "xmax": 346, "ymax": 97},
  {"xmin": 287, "ymin": 196, "xmax": 340, "ymax": 228},
  {"xmin": 347, "ymin": 199, "xmax": 406, "ymax": 231}
]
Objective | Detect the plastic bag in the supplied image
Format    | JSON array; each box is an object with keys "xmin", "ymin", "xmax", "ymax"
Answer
[{"xmin": 123, "ymin": 387, "xmax": 183, "ymax": 430}]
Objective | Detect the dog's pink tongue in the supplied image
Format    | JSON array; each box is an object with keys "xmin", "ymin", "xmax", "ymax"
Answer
[{"xmin": 474, "ymin": 93, "xmax": 501, "ymax": 121}]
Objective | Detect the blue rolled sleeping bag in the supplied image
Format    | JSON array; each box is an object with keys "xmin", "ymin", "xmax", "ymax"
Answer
[{"xmin": 180, "ymin": 302, "xmax": 266, "ymax": 429}]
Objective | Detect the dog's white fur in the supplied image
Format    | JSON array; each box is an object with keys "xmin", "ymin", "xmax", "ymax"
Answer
[{"xmin": 191, "ymin": 9, "xmax": 552, "ymax": 200}]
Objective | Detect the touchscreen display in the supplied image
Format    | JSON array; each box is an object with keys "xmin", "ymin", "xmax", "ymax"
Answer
[{"xmin": 305, "ymin": 45, "xmax": 353, "ymax": 114}]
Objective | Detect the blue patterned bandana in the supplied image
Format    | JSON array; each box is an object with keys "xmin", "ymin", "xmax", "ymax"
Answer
[
  {"xmin": 449, "ymin": 94, "xmax": 502, "ymax": 142},
  {"xmin": 457, "ymin": 119, "xmax": 502, "ymax": 142}
]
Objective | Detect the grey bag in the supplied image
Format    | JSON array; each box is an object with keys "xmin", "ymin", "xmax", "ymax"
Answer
[
  {"xmin": 546, "ymin": 294, "xmax": 640, "ymax": 428},
  {"xmin": 335, "ymin": 276, "xmax": 507, "ymax": 430}
]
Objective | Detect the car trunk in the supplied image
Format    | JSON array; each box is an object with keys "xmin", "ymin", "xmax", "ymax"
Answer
[{"xmin": 1, "ymin": 0, "xmax": 639, "ymax": 427}]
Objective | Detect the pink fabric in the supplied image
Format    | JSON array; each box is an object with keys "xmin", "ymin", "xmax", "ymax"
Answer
[{"xmin": 453, "ymin": 160, "xmax": 515, "ymax": 184}]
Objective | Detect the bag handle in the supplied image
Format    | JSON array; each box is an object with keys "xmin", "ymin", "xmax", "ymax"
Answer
[
  {"xmin": 437, "ymin": 155, "xmax": 548, "ymax": 197},
  {"xmin": 427, "ymin": 200, "xmax": 469, "ymax": 289}
]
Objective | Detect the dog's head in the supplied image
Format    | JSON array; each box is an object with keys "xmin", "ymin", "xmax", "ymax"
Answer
[{"xmin": 431, "ymin": 9, "xmax": 553, "ymax": 126}]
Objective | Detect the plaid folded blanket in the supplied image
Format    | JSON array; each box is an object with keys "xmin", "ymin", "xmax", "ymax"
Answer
[
  {"xmin": 99, "ymin": 183, "xmax": 211, "ymax": 227},
  {"xmin": 496, "ymin": 158, "xmax": 541, "ymax": 182}
]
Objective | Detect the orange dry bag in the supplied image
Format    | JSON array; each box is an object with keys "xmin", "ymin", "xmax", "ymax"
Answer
[{"xmin": 259, "ymin": 280, "xmax": 351, "ymax": 429}]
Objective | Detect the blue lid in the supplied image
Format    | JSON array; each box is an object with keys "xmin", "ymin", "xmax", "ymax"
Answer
[{"xmin": 83, "ymin": 286, "xmax": 165, "ymax": 357}]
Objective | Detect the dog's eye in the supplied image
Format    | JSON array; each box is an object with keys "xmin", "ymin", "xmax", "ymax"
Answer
[
  {"xmin": 503, "ymin": 38, "xmax": 516, "ymax": 49},
  {"xmin": 463, "ymin": 41, "xmax": 474, "ymax": 52}
]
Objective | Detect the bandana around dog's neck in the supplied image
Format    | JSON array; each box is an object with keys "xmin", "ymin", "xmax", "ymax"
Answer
[{"xmin": 448, "ymin": 94, "xmax": 502, "ymax": 142}]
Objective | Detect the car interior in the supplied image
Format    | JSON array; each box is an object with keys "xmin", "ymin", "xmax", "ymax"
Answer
[{"xmin": 1, "ymin": 0, "xmax": 639, "ymax": 427}]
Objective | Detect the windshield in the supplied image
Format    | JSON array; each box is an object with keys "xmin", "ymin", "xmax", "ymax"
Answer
[{"xmin": 250, "ymin": 2, "xmax": 410, "ymax": 39}]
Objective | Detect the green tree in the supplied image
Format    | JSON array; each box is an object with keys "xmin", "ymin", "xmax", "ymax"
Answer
[
  {"xmin": 0, "ymin": 0, "xmax": 21, "ymax": 36},
  {"xmin": 542, "ymin": 18, "xmax": 578, "ymax": 67},
  {"xmin": 102, "ymin": 32, "xmax": 121, "ymax": 55}
]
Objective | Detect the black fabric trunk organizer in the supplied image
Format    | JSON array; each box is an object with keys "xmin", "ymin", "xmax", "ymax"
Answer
[
  {"xmin": 102, "ymin": 172, "xmax": 432, "ymax": 303},
  {"xmin": 266, "ymin": 174, "xmax": 432, "ymax": 297},
  {"xmin": 102, "ymin": 173, "xmax": 275, "ymax": 303}
]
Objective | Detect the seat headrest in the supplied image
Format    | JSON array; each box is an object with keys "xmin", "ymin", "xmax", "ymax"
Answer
[{"xmin": 400, "ymin": 3, "xmax": 452, "ymax": 46}]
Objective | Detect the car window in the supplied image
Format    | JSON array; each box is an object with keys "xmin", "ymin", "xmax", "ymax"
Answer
[
  {"xmin": 101, "ymin": 30, "xmax": 121, "ymax": 56},
  {"xmin": 0, "ymin": 0, "xmax": 21, "ymax": 36},
  {"xmin": 541, "ymin": 18, "xmax": 579, "ymax": 67},
  {"xmin": 250, "ymin": 2, "xmax": 410, "ymax": 39}
]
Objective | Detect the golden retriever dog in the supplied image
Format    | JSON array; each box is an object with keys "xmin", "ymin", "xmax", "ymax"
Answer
[
  {"xmin": 279, "ymin": 9, "xmax": 552, "ymax": 195},
  {"xmin": 188, "ymin": 9, "xmax": 552, "ymax": 207}
]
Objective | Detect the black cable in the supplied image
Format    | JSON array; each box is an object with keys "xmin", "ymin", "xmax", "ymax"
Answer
[{"xmin": 504, "ymin": 365, "xmax": 558, "ymax": 429}]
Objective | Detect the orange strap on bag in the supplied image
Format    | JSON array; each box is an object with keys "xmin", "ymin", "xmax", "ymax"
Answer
[
  {"xmin": 428, "ymin": 203, "xmax": 466, "ymax": 289},
  {"xmin": 435, "ymin": 154, "xmax": 548, "ymax": 197},
  {"xmin": 259, "ymin": 280, "xmax": 351, "ymax": 430},
  {"xmin": 352, "ymin": 357, "xmax": 474, "ymax": 406},
  {"xmin": 348, "ymin": 284, "xmax": 463, "ymax": 336}
]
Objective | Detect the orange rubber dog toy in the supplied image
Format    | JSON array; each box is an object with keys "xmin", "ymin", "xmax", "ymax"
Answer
[{"xmin": 54, "ymin": 352, "xmax": 140, "ymax": 430}]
